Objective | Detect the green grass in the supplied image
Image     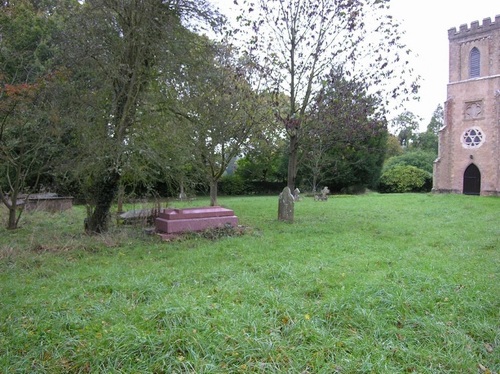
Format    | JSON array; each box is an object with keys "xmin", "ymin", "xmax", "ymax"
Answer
[{"xmin": 1, "ymin": 193, "xmax": 499, "ymax": 373}]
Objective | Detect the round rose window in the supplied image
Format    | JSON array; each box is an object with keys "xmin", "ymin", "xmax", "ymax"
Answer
[{"xmin": 461, "ymin": 127, "xmax": 485, "ymax": 149}]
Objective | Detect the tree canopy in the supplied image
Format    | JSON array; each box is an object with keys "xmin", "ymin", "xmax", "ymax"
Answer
[
  {"xmin": 2, "ymin": 0, "xmax": 427, "ymax": 230},
  {"xmin": 0, "ymin": 0, "xmax": 64, "ymax": 229},
  {"xmin": 302, "ymin": 68, "xmax": 388, "ymax": 192},
  {"xmin": 55, "ymin": 0, "xmax": 223, "ymax": 232},
  {"xmin": 165, "ymin": 39, "xmax": 269, "ymax": 206}
]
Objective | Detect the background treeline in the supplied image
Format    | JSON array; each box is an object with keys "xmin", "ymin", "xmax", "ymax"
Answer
[{"xmin": 0, "ymin": 0, "xmax": 437, "ymax": 230}]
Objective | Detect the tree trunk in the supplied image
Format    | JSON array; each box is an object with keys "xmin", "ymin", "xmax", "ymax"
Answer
[
  {"xmin": 209, "ymin": 179, "xmax": 218, "ymax": 207},
  {"xmin": 85, "ymin": 171, "xmax": 120, "ymax": 234},
  {"xmin": 287, "ymin": 134, "xmax": 299, "ymax": 190},
  {"xmin": 312, "ymin": 174, "xmax": 318, "ymax": 193},
  {"xmin": 179, "ymin": 181, "xmax": 187, "ymax": 200},
  {"xmin": 5, "ymin": 191, "xmax": 22, "ymax": 230},
  {"xmin": 282, "ymin": 134, "xmax": 298, "ymax": 223},
  {"xmin": 7, "ymin": 205, "xmax": 17, "ymax": 230}
]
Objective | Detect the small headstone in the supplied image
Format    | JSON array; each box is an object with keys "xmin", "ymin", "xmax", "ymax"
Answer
[
  {"xmin": 278, "ymin": 187, "xmax": 294, "ymax": 222},
  {"xmin": 314, "ymin": 186, "xmax": 330, "ymax": 201},
  {"xmin": 293, "ymin": 188, "xmax": 301, "ymax": 201}
]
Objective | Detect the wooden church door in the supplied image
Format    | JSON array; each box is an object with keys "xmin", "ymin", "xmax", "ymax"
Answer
[{"xmin": 463, "ymin": 164, "xmax": 481, "ymax": 195}]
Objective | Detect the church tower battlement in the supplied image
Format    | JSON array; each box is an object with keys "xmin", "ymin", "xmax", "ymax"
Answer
[
  {"xmin": 448, "ymin": 15, "xmax": 500, "ymax": 41},
  {"xmin": 447, "ymin": 15, "xmax": 500, "ymax": 83}
]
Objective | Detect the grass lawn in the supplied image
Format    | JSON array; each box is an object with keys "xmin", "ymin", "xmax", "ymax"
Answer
[{"xmin": 0, "ymin": 193, "xmax": 499, "ymax": 373}]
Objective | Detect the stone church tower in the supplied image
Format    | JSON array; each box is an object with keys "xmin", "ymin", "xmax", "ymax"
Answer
[{"xmin": 433, "ymin": 15, "xmax": 500, "ymax": 196}]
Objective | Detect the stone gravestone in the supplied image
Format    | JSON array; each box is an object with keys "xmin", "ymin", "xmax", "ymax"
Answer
[
  {"xmin": 321, "ymin": 186, "xmax": 330, "ymax": 199},
  {"xmin": 314, "ymin": 186, "xmax": 330, "ymax": 201},
  {"xmin": 293, "ymin": 188, "xmax": 301, "ymax": 201},
  {"xmin": 278, "ymin": 187, "xmax": 294, "ymax": 222}
]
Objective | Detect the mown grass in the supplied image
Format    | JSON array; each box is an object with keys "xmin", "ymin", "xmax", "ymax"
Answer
[{"xmin": 0, "ymin": 193, "xmax": 499, "ymax": 373}]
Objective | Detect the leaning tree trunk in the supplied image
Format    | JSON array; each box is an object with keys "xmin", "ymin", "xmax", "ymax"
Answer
[{"xmin": 85, "ymin": 171, "xmax": 120, "ymax": 234}]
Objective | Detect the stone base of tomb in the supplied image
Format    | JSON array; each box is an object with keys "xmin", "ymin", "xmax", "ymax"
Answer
[{"xmin": 155, "ymin": 206, "xmax": 238, "ymax": 234}]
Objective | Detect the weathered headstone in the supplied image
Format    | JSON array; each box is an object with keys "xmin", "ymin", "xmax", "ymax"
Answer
[
  {"xmin": 321, "ymin": 186, "xmax": 330, "ymax": 198},
  {"xmin": 293, "ymin": 188, "xmax": 301, "ymax": 201},
  {"xmin": 278, "ymin": 187, "xmax": 294, "ymax": 222},
  {"xmin": 314, "ymin": 186, "xmax": 330, "ymax": 201}
]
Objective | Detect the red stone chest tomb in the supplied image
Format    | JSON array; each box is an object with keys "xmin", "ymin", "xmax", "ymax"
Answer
[{"xmin": 155, "ymin": 206, "xmax": 238, "ymax": 234}]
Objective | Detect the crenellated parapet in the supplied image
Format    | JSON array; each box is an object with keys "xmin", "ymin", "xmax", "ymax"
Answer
[{"xmin": 448, "ymin": 15, "xmax": 500, "ymax": 40}]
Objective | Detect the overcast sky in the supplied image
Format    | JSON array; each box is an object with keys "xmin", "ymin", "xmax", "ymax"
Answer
[{"xmin": 211, "ymin": 0, "xmax": 498, "ymax": 131}]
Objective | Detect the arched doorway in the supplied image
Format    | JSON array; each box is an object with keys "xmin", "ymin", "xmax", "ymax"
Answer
[{"xmin": 463, "ymin": 163, "xmax": 481, "ymax": 195}]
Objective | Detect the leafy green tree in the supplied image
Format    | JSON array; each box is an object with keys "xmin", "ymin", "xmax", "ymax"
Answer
[
  {"xmin": 391, "ymin": 111, "xmax": 420, "ymax": 148},
  {"xmin": 0, "ymin": 0, "xmax": 63, "ymax": 229},
  {"xmin": 413, "ymin": 131, "xmax": 438, "ymax": 154},
  {"xmin": 59, "ymin": 0, "xmax": 222, "ymax": 233},
  {"xmin": 235, "ymin": 92, "xmax": 287, "ymax": 185},
  {"xmin": 166, "ymin": 40, "xmax": 268, "ymax": 206},
  {"xmin": 301, "ymin": 68, "xmax": 388, "ymax": 192},
  {"xmin": 412, "ymin": 104, "xmax": 442, "ymax": 154},
  {"xmin": 0, "ymin": 0, "xmax": 57, "ymax": 82},
  {"xmin": 385, "ymin": 134, "xmax": 403, "ymax": 160},
  {"xmin": 235, "ymin": 149, "xmax": 285, "ymax": 184},
  {"xmin": 0, "ymin": 81, "xmax": 59, "ymax": 229},
  {"xmin": 427, "ymin": 104, "xmax": 444, "ymax": 136},
  {"xmin": 131, "ymin": 99, "xmax": 202, "ymax": 200}
]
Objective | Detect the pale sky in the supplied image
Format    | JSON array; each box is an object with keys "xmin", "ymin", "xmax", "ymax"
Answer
[{"xmin": 212, "ymin": 0, "xmax": 498, "ymax": 131}]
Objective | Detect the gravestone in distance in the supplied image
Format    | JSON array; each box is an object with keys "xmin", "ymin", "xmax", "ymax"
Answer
[
  {"xmin": 293, "ymin": 188, "xmax": 301, "ymax": 201},
  {"xmin": 314, "ymin": 186, "xmax": 330, "ymax": 201},
  {"xmin": 278, "ymin": 187, "xmax": 294, "ymax": 222}
]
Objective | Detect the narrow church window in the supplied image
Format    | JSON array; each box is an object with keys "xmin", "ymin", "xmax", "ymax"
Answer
[{"xmin": 469, "ymin": 47, "xmax": 480, "ymax": 78}]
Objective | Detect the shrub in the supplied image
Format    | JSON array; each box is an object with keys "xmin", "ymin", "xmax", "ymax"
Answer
[
  {"xmin": 378, "ymin": 165, "xmax": 432, "ymax": 193},
  {"xmin": 218, "ymin": 175, "xmax": 247, "ymax": 195},
  {"xmin": 219, "ymin": 176, "xmax": 288, "ymax": 196},
  {"xmin": 245, "ymin": 181, "xmax": 286, "ymax": 195},
  {"xmin": 383, "ymin": 150, "xmax": 436, "ymax": 174}
]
